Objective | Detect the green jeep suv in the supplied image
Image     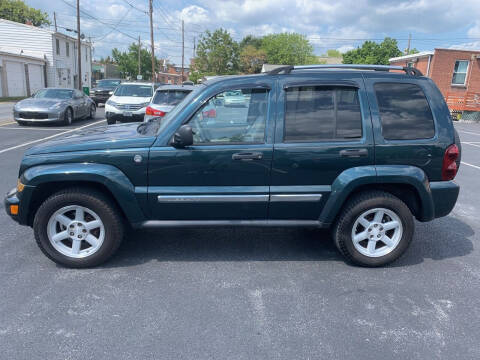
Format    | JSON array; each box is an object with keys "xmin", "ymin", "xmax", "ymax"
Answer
[{"xmin": 5, "ymin": 65, "xmax": 461, "ymax": 268}]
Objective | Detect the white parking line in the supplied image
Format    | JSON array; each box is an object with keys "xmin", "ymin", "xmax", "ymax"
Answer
[
  {"xmin": 0, "ymin": 119, "xmax": 106, "ymax": 155},
  {"xmin": 462, "ymin": 142, "xmax": 480, "ymax": 148},
  {"xmin": 461, "ymin": 161, "xmax": 480, "ymax": 170},
  {"xmin": 0, "ymin": 126, "xmax": 68, "ymax": 131},
  {"xmin": 456, "ymin": 129, "xmax": 480, "ymax": 136}
]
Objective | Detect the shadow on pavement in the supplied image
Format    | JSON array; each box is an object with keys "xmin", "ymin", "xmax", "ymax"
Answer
[{"xmin": 101, "ymin": 215, "xmax": 474, "ymax": 268}]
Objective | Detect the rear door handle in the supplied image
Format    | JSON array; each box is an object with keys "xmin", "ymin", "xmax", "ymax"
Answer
[
  {"xmin": 232, "ymin": 152, "xmax": 263, "ymax": 161},
  {"xmin": 339, "ymin": 148, "xmax": 368, "ymax": 158}
]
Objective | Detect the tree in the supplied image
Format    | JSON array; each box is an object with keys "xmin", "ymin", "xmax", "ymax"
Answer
[
  {"xmin": 111, "ymin": 43, "xmax": 156, "ymax": 80},
  {"xmin": 261, "ymin": 33, "xmax": 317, "ymax": 65},
  {"xmin": 239, "ymin": 35, "xmax": 263, "ymax": 50},
  {"xmin": 240, "ymin": 45, "xmax": 266, "ymax": 74},
  {"xmin": 323, "ymin": 49, "xmax": 342, "ymax": 57},
  {"xmin": 193, "ymin": 28, "xmax": 239, "ymax": 75},
  {"xmin": 342, "ymin": 37, "xmax": 403, "ymax": 65},
  {"xmin": 0, "ymin": 0, "xmax": 50, "ymax": 27}
]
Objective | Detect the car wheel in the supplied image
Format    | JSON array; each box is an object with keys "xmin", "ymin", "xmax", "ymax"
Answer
[
  {"xmin": 89, "ymin": 104, "xmax": 96, "ymax": 119},
  {"xmin": 63, "ymin": 108, "xmax": 73, "ymax": 126},
  {"xmin": 33, "ymin": 188, "xmax": 124, "ymax": 268},
  {"xmin": 333, "ymin": 191, "xmax": 414, "ymax": 267},
  {"xmin": 106, "ymin": 117, "xmax": 116, "ymax": 125}
]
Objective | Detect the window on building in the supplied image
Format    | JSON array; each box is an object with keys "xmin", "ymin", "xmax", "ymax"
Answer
[
  {"xmin": 374, "ymin": 82, "xmax": 435, "ymax": 140},
  {"xmin": 56, "ymin": 39, "xmax": 60, "ymax": 55},
  {"xmin": 66, "ymin": 42, "xmax": 69, "ymax": 57},
  {"xmin": 284, "ymin": 86, "xmax": 362, "ymax": 142},
  {"xmin": 452, "ymin": 60, "xmax": 469, "ymax": 85}
]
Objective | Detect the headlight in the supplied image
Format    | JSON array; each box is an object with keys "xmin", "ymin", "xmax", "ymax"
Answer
[
  {"xmin": 16, "ymin": 179, "xmax": 25, "ymax": 192},
  {"xmin": 106, "ymin": 99, "xmax": 117, "ymax": 107}
]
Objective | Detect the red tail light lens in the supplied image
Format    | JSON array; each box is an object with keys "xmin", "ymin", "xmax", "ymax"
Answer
[
  {"xmin": 145, "ymin": 106, "xmax": 166, "ymax": 117},
  {"xmin": 202, "ymin": 108, "xmax": 216, "ymax": 118},
  {"xmin": 442, "ymin": 144, "xmax": 459, "ymax": 180}
]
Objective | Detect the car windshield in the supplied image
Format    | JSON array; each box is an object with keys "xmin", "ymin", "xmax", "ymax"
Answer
[
  {"xmin": 97, "ymin": 80, "xmax": 121, "ymax": 87},
  {"xmin": 34, "ymin": 89, "xmax": 74, "ymax": 99},
  {"xmin": 152, "ymin": 89, "xmax": 192, "ymax": 106},
  {"xmin": 114, "ymin": 84, "xmax": 152, "ymax": 97}
]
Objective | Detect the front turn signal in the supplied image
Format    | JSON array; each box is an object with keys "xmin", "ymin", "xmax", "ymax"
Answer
[
  {"xmin": 10, "ymin": 205, "xmax": 18, "ymax": 215},
  {"xmin": 16, "ymin": 179, "xmax": 24, "ymax": 192}
]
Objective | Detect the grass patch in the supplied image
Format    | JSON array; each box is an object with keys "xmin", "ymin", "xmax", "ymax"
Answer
[{"xmin": 0, "ymin": 96, "xmax": 26, "ymax": 103}]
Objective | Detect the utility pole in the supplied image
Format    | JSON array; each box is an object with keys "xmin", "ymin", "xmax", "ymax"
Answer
[
  {"xmin": 54, "ymin": 12, "xmax": 57, "ymax": 32},
  {"xmin": 406, "ymin": 33, "xmax": 411, "ymax": 55},
  {"xmin": 193, "ymin": 36, "xmax": 196, "ymax": 57},
  {"xmin": 76, "ymin": 0, "xmax": 82, "ymax": 90},
  {"xmin": 181, "ymin": 20, "xmax": 184, "ymax": 83},
  {"xmin": 149, "ymin": 0, "xmax": 155, "ymax": 82},
  {"xmin": 138, "ymin": 36, "xmax": 141, "ymax": 78}
]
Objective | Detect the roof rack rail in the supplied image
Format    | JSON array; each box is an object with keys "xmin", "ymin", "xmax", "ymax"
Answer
[{"xmin": 267, "ymin": 64, "xmax": 423, "ymax": 76}]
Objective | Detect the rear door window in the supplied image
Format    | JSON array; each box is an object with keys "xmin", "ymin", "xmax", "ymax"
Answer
[
  {"xmin": 374, "ymin": 83, "xmax": 435, "ymax": 140},
  {"xmin": 284, "ymin": 86, "xmax": 362, "ymax": 142}
]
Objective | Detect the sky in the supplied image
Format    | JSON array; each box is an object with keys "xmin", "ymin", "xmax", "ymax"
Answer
[{"xmin": 25, "ymin": 0, "xmax": 480, "ymax": 66}]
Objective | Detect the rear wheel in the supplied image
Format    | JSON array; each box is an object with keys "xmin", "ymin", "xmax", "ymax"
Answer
[
  {"xmin": 63, "ymin": 108, "xmax": 73, "ymax": 125},
  {"xmin": 333, "ymin": 191, "xmax": 414, "ymax": 267},
  {"xmin": 33, "ymin": 188, "xmax": 124, "ymax": 268}
]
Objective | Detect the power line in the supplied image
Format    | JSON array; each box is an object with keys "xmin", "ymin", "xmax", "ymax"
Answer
[{"xmin": 119, "ymin": 0, "xmax": 148, "ymax": 14}]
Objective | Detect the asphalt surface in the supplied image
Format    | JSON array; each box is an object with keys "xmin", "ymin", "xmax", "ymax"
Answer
[{"xmin": 0, "ymin": 112, "xmax": 479, "ymax": 359}]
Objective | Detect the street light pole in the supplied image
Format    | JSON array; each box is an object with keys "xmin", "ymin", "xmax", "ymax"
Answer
[{"xmin": 76, "ymin": 0, "xmax": 82, "ymax": 90}]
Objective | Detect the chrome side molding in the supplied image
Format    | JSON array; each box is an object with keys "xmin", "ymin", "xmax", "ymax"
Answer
[
  {"xmin": 157, "ymin": 194, "xmax": 269, "ymax": 203},
  {"xmin": 270, "ymin": 194, "xmax": 322, "ymax": 202}
]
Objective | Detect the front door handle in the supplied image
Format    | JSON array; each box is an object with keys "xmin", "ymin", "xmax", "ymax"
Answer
[
  {"xmin": 232, "ymin": 152, "xmax": 263, "ymax": 161},
  {"xmin": 339, "ymin": 148, "xmax": 368, "ymax": 158}
]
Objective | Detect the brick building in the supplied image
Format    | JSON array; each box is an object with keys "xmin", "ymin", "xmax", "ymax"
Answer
[
  {"xmin": 390, "ymin": 48, "xmax": 480, "ymax": 115},
  {"xmin": 155, "ymin": 62, "xmax": 189, "ymax": 84}
]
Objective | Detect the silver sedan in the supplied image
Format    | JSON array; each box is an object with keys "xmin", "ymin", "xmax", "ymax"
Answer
[{"xmin": 13, "ymin": 88, "xmax": 96, "ymax": 126}]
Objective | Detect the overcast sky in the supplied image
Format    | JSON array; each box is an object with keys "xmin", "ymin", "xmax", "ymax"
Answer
[{"xmin": 25, "ymin": 0, "xmax": 480, "ymax": 65}]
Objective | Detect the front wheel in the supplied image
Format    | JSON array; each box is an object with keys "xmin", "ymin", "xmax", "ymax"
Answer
[
  {"xmin": 333, "ymin": 191, "xmax": 414, "ymax": 267},
  {"xmin": 89, "ymin": 104, "xmax": 96, "ymax": 119},
  {"xmin": 63, "ymin": 108, "xmax": 73, "ymax": 125},
  {"xmin": 106, "ymin": 117, "xmax": 115, "ymax": 125},
  {"xmin": 33, "ymin": 188, "xmax": 124, "ymax": 268}
]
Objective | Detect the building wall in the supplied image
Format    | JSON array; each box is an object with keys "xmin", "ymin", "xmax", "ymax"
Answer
[
  {"xmin": 429, "ymin": 49, "xmax": 480, "ymax": 96},
  {"xmin": 389, "ymin": 56, "xmax": 431, "ymax": 76}
]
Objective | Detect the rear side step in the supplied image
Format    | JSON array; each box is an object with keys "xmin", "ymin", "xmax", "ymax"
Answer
[{"xmin": 136, "ymin": 220, "xmax": 326, "ymax": 228}]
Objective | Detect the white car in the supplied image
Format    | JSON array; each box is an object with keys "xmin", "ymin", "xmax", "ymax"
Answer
[
  {"xmin": 105, "ymin": 82, "xmax": 154, "ymax": 124},
  {"xmin": 144, "ymin": 84, "xmax": 195, "ymax": 122},
  {"xmin": 223, "ymin": 90, "xmax": 246, "ymax": 107}
]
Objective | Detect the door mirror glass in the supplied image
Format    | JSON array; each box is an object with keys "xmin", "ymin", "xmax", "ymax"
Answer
[{"xmin": 171, "ymin": 124, "xmax": 193, "ymax": 148}]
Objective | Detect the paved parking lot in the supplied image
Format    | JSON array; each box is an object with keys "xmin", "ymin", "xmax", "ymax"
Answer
[{"xmin": 0, "ymin": 114, "xmax": 479, "ymax": 359}]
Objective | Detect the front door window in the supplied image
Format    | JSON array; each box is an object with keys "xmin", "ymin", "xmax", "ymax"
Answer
[{"xmin": 188, "ymin": 88, "xmax": 269, "ymax": 144}]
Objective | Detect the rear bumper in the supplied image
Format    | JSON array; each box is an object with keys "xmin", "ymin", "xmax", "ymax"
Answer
[
  {"xmin": 106, "ymin": 112, "xmax": 144, "ymax": 122},
  {"xmin": 430, "ymin": 180, "xmax": 460, "ymax": 219}
]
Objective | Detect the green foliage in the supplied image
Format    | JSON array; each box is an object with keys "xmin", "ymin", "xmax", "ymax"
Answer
[
  {"xmin": 407, "ymin": 48, "xmax": 419, "ymax": 55},
  {"xmin": 342, "ymin": 37, "xmax": 403, "ymax": 65},
  {"xmin": 194, "ymin": 28, "xmax": 240, "ymax": 75},
  {"xmin": 239, "ymin": 35, "xmax": 263, "ymax": 50},
  {"xmin": 240, "ymin": 45, "xmax": 267, "ymax": 74},
  {"xmin": 0, "ymin": 0, "xmax": 50, "ymax": 26},
  {"xmin": 111, "ymin": 43, "xmax": 156, "ymax": 80},
  {"xmin": 261, "ymin": 33, "xmax": 317, "ymax": 65},
  {"xmin": 324, "ymin": 49, "xmax": 342, "ymax": 57}
]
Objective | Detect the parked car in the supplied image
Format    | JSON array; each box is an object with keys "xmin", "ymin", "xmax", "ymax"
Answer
[
  {"xmin": 223, "ymin": 90, "xmax": 246, "ymax": 106},
  {"xmin": 89, "ymin": 79, "xmax": 122, "ymax": 105},
  {"xmin": 13, "ymin": 88, "xmax": 96, "ymax": 126},
  {"xmin": 144, "ymin": 84, "xmax": 195, "ymax": 122},
  {"xmin": 105, "ymin": 82, "xmax": 154, "ymax": 124},
  {"xmin": 5, "ymin": 64, "xmax": 461, "ymax": 268}
]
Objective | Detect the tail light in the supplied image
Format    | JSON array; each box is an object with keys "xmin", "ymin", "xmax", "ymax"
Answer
[
  {"xmin": 145, "ymin": 106, "xmax": 166, "ymax": 117},
  {"xmin": 442, "ymin": 144, "xmax": 459, "ymax": 180},
  {"xmin": 202, "ymin": 108, "xmax": 216, "ymax": 118}
]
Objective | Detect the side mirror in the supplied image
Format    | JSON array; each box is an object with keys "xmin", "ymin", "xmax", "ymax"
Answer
[{"xmin": 171, "ymin": 124, "xmax": 193, "ymax": 148}]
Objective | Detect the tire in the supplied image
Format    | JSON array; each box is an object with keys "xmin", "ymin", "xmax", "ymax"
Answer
[
  {"xmin": 106, "ymin": 117, "xmax": 116, "ymax": 125},
  {"xmin": 33, "ymin": 188, "xmax": 124, "ymax": 268},
  {"xmin": 333, "ymin": 191, "xmax": 414, "ymax": 267},
  {"xmin": 63, "ymin": 107, "xmax": 73, "ymax": 126},
  {"xmin": 89, "ymin": 104, "xmax": 96, "ymax": 119}
]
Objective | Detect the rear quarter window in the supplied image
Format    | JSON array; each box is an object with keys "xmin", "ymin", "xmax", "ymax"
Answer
[{"xmin": 374, "ymin": 82, "xmax": 435, "ymax": 140}]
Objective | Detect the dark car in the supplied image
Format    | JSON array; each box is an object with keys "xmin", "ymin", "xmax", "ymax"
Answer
[
  {"xmin": 5, "ymin": 64, "xmax": 460, "ymax": 268},
  {"xmin": 90, "ymin": 79, "xmax": 122, "ymax": 105}
]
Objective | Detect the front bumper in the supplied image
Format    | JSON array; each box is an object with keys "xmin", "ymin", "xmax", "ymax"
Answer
[
  {"xmin": 105, "ymin": 104, "xmax": 146, "ymax": 122},
  {"xmin": 4, "ymin": 182, "xmax": 36, "ymax": 226},
  {"xmin": 4, "ymin": 188, "xmax": 20, "ymax": 223},
  {"xmin": 14, "ymin": 109, "xmax": 63, "ymax": 123}
]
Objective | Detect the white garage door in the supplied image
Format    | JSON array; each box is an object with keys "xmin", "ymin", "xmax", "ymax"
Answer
[
  {"xmin": 28, "ymin": 64, "xmax": 43, "ymax": 94},
  {"xmin": 6, "ymin": 61, "xmax": 25, "ymax": 97},
  {"xmin": 0, "ymin": 70, "xmax": 2, "ymax": 97}
]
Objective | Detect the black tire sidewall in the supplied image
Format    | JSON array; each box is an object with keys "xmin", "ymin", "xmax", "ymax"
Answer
[
  {"xmin": 64, "ymin": 108, "xmax": 73, "ymax": 125},
  {"xmin": 336, "ymin": 194, "xmax": 414, "ymax": 267},
  {"xmin": 33, "ymin": 191, "xmax": 123, "ymax": 267}
]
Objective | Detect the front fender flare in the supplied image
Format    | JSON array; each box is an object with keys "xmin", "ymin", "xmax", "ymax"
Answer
[{"xmin": 21, "ymin": 163, "xmax": 146, "ymax": 224}]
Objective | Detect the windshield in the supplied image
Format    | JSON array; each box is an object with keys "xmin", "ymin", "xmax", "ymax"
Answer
[
  {"xmin": 154, "ymin": 85, "xmax": 205, "ymax": 135},
  {"xmin": 97, "ymin": 80, "xmax": 121, "ymax": 87},
  {"xmin": 34, "ymin": 89, "xmax": 73, "ymax": 99},
  {"xmin": 114, "ymin": 84, "xmax": 152, "ymax": 97},
  {"xmin": 153, "ymin": 89, "xmax": 192, "ymax": 106}
]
